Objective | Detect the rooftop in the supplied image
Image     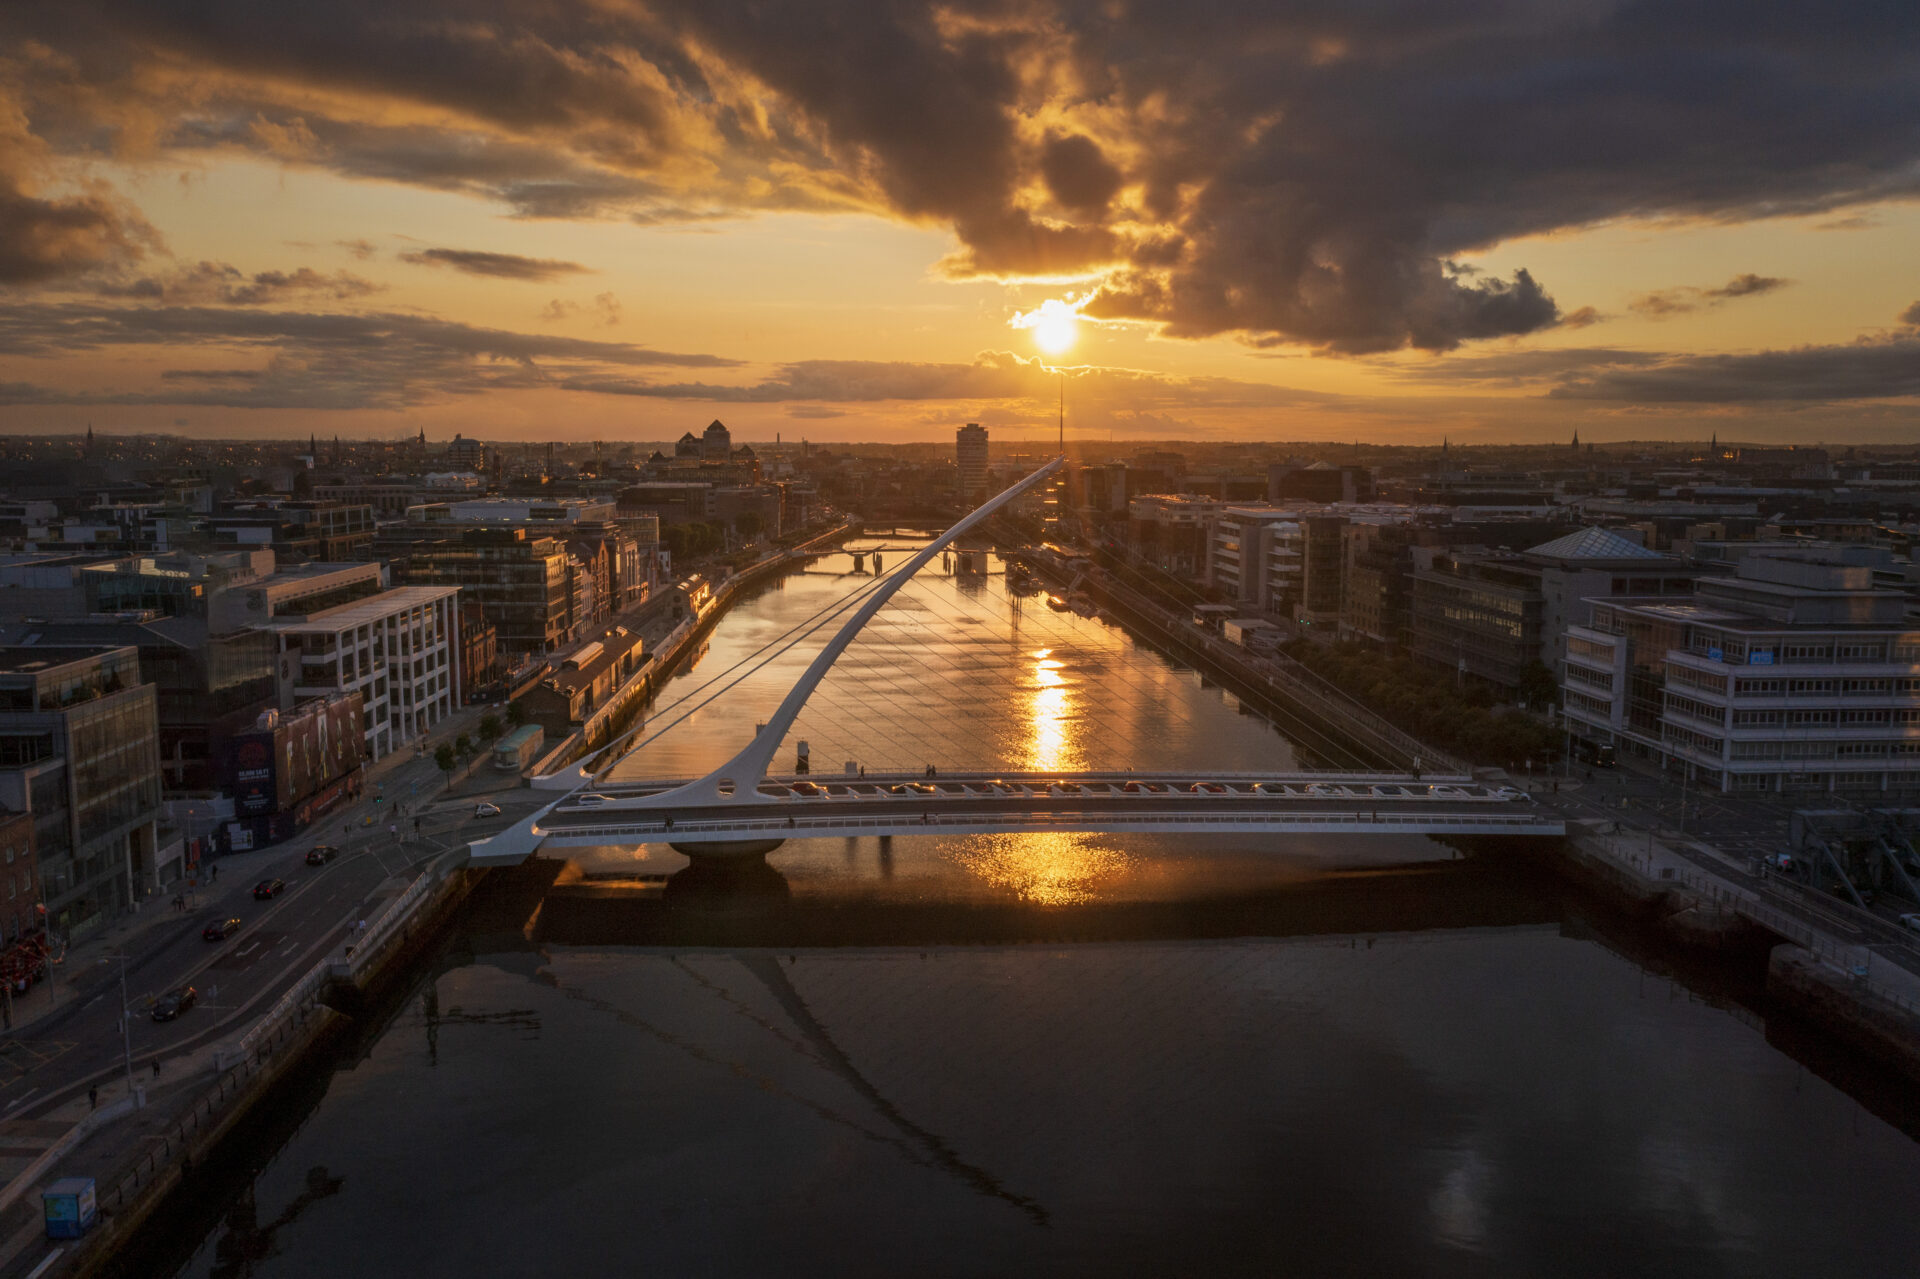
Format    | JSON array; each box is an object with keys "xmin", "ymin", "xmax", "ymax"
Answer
[
  {"xmin": 267, "ymin": 585, "xmax": 459, "ymax": 632},
  {"xmin": 1525, "ymin": 526, "xmax": 1668, "ymax": 562}
]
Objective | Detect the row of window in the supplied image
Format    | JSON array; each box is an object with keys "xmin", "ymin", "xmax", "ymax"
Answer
[
  {"xmin": 1567, "ymin": 665, "xmax": 1614, "ymax": 692},
  {"xmin": 1729, "ymin": 740, "xmax": 1920, "ymax": 759},
  {"xmin": 1731, "ymin": 676, "xmax": 1920, "ymax": 696}
]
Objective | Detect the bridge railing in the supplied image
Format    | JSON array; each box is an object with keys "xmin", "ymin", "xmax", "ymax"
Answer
[{"xmin": 543, "ymin": 809, "xmax": 1562, "ymax": 841}]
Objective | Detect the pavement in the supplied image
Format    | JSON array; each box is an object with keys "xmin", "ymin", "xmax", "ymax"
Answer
[{"xmin": 0, "ymin": 701, "xmax": 556, "ymax": 1175}]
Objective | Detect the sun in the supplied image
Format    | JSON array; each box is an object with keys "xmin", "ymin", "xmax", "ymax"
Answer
[{"xmin": 1018, "ymin": 298, "xmax": 1081, "ymax": 355}]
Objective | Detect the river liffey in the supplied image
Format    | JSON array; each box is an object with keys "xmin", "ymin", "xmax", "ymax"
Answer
[{"xmin": 146, "ymin": 545, "xmax": 1920, "ymax": 1278}]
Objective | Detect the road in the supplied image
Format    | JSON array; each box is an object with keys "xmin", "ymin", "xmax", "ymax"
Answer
[{"xmin": 0, "ymin": 739, "xmax": 546, "ymax": 1123}]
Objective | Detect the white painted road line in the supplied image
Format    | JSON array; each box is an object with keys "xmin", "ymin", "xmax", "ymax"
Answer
[{"xmin": 25, "ymin": 1246, "xmax": 65, "ymax": 1278}]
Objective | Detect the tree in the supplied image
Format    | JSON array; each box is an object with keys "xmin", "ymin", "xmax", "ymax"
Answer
[
  {"xmin": 506, "ymin": 700, "xmax": 528, "ymax": 728},
  {"xmin": 734, "ymin": 510, "xmax": 765, "ymax": 541},
  {"xmin": 478, "ymin": 712, "xmax": 502, "ymax": 742},
  {"xmin": 434, "ymin": 743, "xmax": 456, "ymax": 781},
  {"xmin": 454, "ymin": 732, "xmax": 473, "ymax": 759}
]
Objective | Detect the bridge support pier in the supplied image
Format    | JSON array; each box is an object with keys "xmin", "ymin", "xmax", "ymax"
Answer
[{"xmin": 665, "ymin": 839, "xmax": 790, "ymax": 910}]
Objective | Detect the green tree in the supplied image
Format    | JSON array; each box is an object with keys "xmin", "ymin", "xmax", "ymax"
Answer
[
  {"xmin": 434, "ymin": 743, "xmax": 456, "ymax": 779},
  {"xmin": 454, "ymin": 732, "xmax": 473, "ymax": 759},
  {"xmin": 506, "ymin": 700, "xmax": 527, "ymax": 728},
  {"xmin": 478, "ymin": 712, "xmax": 502, "ymax": 742}
]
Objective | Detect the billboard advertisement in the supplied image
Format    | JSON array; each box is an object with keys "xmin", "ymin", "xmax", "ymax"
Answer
[{"xmin": 228, "ymin": 694, "xmax": 364, "ymax": 817}]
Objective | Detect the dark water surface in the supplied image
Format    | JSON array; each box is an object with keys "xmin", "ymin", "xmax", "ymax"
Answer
[{"xmin": 152, "ymin": 547, "xmax": 1920, "ymax": 1277}]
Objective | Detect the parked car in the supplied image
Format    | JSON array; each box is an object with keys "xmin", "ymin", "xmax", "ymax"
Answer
[
  {"xmin": 203, "ymin": 918, "xmax": 241, "ymax": 942},
  {"xmin": 305, "ymin": 845, "xmax": 338, "ymax": 866},
  {"xmin": 252, "ymin": 878, "xmax": 285, "ymax": 901},
  {"xmin": 151, "ymin": 986, "xmax": 198, "ymax": 1022},
  {"xmin": 472, "ymin": 802, "xmax": 502, "ymax": 818}
]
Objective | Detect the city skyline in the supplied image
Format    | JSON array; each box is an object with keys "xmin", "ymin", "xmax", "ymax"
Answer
[{"xmin": 3, "ymin": 4, "xmax": 1920, "ymax": 444}]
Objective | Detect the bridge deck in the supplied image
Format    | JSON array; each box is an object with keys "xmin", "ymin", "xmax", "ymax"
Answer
[{"xmin": 471, "ymin": 771, "xmax": 1563, "ymax": 861}]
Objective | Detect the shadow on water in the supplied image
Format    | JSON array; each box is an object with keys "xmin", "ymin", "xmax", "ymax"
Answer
[
  {"xmin": 114, "ymin": 847, "xmax": 1920, "ymax": 1274},
  {"xmin": 534, "ymin": 851, "xmax": 1565, "ymax": 949}
]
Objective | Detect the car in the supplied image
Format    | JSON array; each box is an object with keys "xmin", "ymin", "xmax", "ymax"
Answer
[
  {"xmin": 1900, "ymin": 913, "xmax": 1920, "ymax": 935},
  {"xmin": 1256, "ymin": 782, "xmax": 1295, "ymax": 795},
  {"xmin": 151, "ymin": 986, "xmax": 198, "ymax": 1022},
  {"xmin": 1187, "ymin": 782, "xmax": 1228, "ymax": 794},
  {"xmin": 472, "ymin": 802, "xmax": 502, "ymax": 818},
  {"xmin": 575, "ymin": 793, "xmax": 609, "ymax": 807},
  {"xmin": 1371, "ymin": 785, "xmax": 1408, "ymax": 798},
  {"xmin": 253, "ymin": 878, "xmax": 286, "ymax": 900},
  {"xmin": 789, "ymin": 782, "xmax": 823, "ymax": 797},
  {"xmin": 1123, "ymin": 781, "xmax": 1168, "ymax": 794},
  {"xmin": 304, "ymin": 845, "xmax": 338, "ymax": 866},
  {"xmin": 1049, "ymin": 782, "xmax": 1084, "ymax": 794},
  {"xmin": 908, "ymin": 781, "xmax": 938, "ymax": 795},
  {"xmin": 203, "ymin": 918, "xmax": 241, "ymax": 942}
]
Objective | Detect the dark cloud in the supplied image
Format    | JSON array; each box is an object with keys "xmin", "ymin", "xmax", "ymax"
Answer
[
  {"xmin": 0, "ymin": 88, "xmax": 160, "ymax": 285},
  {"xmin": 0, "ymin": 302, "xmax": 740, "ymax": 410},
  {"xmin": 1550, "ymin": 336, "xmax": 1920, "ymax": 403},
  {"xmin": 1558, "ymin": 306, "xmax": 1605, "ymax": 330},
  {"xmin": 0, "ymin": 182, "xmax": 156, "ymax": 286},
  {"xmin": 399, "ymin": 248, "xmax": 591, "ymax": 280},
  {"xmin": 539, "ymin": 292, "xmax": 622, "ymax": 326},
  {"xmin": 555, "ymin": 351, "xmax": 1341, "ymax": 410},
  {"xmin": 1039, "ymin": 134, "xmax": 1125, "ymax": 216},
  {"xmin": 1898, "ymin": 300, "xmax": 1920, "ymax": 328},
  {"xmin": 94, "ymin": 261, "xmax": 383, "ymax": 305},
  {"xmin": 1630, "ymin": 273, "xmax": 1792, "ymax": 319},
  {"xmin": 4, "ymin": 1, "xmax": 1920, "ymax": 354},
  {"xmin": 1387, "ymin": 347, "xmax": 1666, "ymax": 388}
]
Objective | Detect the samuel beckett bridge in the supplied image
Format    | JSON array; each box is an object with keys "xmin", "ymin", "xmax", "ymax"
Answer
[{"xmin": 468, "ymin": 458, "xmax": 1563, "ymax": 869}]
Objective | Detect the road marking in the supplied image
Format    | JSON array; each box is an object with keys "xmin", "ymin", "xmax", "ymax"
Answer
[
  {"xmin": 3, "ymin": 1088, "xmax": 39, "ymax": 1113},
  {"xmin": 25, "ymin": 1248, "xmax": 64, "ymax": 1279}
]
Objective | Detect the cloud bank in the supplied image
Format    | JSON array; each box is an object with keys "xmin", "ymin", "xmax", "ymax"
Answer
[{"xmin": 2, "ymin": 0, "xmax": 1916, "ymax": 356}]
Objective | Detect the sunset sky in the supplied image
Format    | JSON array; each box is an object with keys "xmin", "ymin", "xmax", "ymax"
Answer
[{"xmin": 3, "ymin": 1, "xmax": 1919, "ymax": 444}]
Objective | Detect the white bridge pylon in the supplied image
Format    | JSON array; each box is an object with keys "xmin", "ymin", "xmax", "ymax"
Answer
[{"xmin": 468, "ymin": 458, "xmax": 1067, "ymax": 865}]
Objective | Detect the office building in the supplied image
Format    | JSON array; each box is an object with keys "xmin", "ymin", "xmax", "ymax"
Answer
[
  {"xmin": 0, "ymin": 646, "xmax": 164, "ymax": 935},
  {"xmin": 266, "ymin": 585, "xmax": 461, "ymax": 760},
  {"xmin": 957, "ymin": 424, "xmax": 989, "ymax": 505},
  {"xmin": 1564, "ymin": 550, "xmax": 1920, "ymax": 794}
]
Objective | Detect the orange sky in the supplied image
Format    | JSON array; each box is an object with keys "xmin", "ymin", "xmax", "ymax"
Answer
[{"xmin": 3, "ymin": 2, "xmax": 1919, "ymax": 444}]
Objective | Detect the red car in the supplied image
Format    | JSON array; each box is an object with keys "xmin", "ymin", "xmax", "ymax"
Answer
[{"xmin": 252, "ymin": 878, "xmax": 286, "ymax": 901}]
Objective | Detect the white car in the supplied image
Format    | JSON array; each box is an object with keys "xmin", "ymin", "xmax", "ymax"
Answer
[
  {"xmin": 473, "ymin": 802, "xmax": 502, "ymax": 818},
  {"xmin": 575, "ymin": 794, "xmax": 609, "ymax": 807}
]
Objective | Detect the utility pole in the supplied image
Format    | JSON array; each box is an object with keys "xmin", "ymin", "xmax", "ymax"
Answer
[{"xmin": 114, "ymin": 953, "xmax": 135, "ymax": 1103}]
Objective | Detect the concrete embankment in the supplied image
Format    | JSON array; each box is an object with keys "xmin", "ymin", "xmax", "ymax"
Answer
[
  {"xmin": 28, "ymin": 857, "xmax": 482, "ymax": 1279},
  {"xmin": 1015, "ymin": 551, "xmax": 1453, "ymax": 773},
  {"xmin": 533, "ymin": 524, "xmax": 855, "ymax": 780},
  {"xmin": 1767, "ymin": 945, "xmax": 1920, "ymax": 1084},
  {"xmin": 1493, "ymin": 820, "xmax": 1920, "ymax": 1092}
]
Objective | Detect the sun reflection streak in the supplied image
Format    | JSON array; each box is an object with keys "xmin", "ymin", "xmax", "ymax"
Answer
[
  {"xmin": 950, "ymin": 831, "xmax": 1133, "ymax": 905},
  {"xmin": 1026, "ymin": 648, "xmax": 1072, "ymax": 771}
]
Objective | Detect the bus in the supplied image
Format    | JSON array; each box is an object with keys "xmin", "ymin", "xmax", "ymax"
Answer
[{"xmin": 493, "ymin": 723, "xmax": 545, "ymax": 773}]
